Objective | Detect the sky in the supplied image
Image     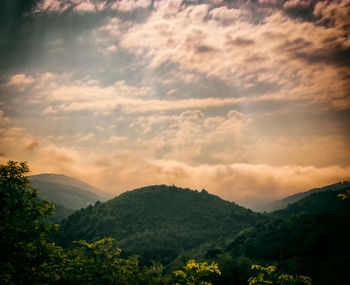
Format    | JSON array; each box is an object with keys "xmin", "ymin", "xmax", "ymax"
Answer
[{"xmin": 0, "ymin": 0, "xmax": 350, "ymax": 207}]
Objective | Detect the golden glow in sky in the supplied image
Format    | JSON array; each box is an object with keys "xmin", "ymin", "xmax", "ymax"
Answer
[{"xmin": 1, "ymin": 0, "xmax": 350, "ymax": 207}]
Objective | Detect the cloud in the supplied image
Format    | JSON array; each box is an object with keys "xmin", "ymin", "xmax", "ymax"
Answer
[
  {"xmin": 76, "ymin": 132, "xmax": 95, "ymax": 142},
  {"xmin": 0, "ymin": 111, "xmax": 10, "ymax": 125},
  {"xmin": 35, "ymin": 0, "xmax": 63, "ymax": 12},
  {"xmin": 0, "ymin": 128, "xmax": 78, "ymax": 174},
  {"xmin": 283, "ymin": 0, "xmax": 314, "ymax": 10},
  {"xmin": 127, "ymin": 109, "xmax": 252, "ymax": 163},
  {"xmin": 314, "ymin": 0, "xmax": 350, "ymax": 35},
  {"xmin": 25, "ymin": 140, "xmax": 40, "ymax": 151},
  {"xmin": 258, "ymin": 0, "xmax": 284, "ymax": 6},
  {"xmin": 2, "ymin": 0, "xmax": 349, "ymax": 208},
  {"xmin": 57, "ymin": 152, "xmax": 350, "ymax": 207},
  {"xmin": 103, "ymin": 135, "xmax": 128, "ymax": 144},
  {"xmin": 75, "ymin": 1, "xmax": 96, "ymax": 12},
  {"xmin": 15, "ymin": 72, "xmax": 249, "ymax": 114},
  {"xmin": 1, "ymin": 122, "xmax": 349, "ymax": 208},
  {"xmin": 5, "ymin": 137, "xmax": 343, "ymax": 208},
  {"xmin": 35, "ymin": 0, "xmax": 154, "ymax": 13},
  {"xmin": 6, "ymin": 74, "xmax": 35, "ymax": 86},
  {"xmin": 111, "ymin": 0, "xmax": 152, "ymax": 12},
  {"xmin": 121, "ymin": 2, "xmax": 350, "ymax": 109},
  {"xmin": 106, "ymin": 45, "xmax": 118, "ymax": 53}
]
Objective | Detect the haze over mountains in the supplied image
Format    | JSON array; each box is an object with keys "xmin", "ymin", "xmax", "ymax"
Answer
[
  {"xmin": 28, "ymin": 173, "xmax": 113, "ymax": 222},
  {"xmin": 253, "ymin": 181, "xmax": 350, "ymax": 212},
  {"xmin": 29, "ymin": 173, "xmax": 113, "ymax": 201},
  {"xmin": 29, "ymin": 172, "xmax": 350, "ymax": 213}
]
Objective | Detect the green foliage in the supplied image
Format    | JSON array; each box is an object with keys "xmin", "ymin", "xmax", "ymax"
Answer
[
  {"xmin": 45, "ymin": 203, "xmax": 75, "ymax": 223},
  {"xmin": 60, "ymin": 238, "xmax": 143, "ymax": 284},
  {"xmin": 0, "ymin": 161, "xmax": 59, "ymax": 283},
  {"xmin": 173, "ymin": 259, "xmax": 221, "ymax": 285},
  {"xmin": 338, "ymin": 189, "xmax": 350, "ymax": 200},
  {"xmin": 248, "ymin": 265, "xmax": 312, "ymax": 285}
]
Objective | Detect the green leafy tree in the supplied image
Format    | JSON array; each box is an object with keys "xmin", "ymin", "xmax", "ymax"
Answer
[
  {"xmin": 248, "ymin": 265, "xmax": 312, "ymax": 285},
  {"xmin": 0, "ymin": 161, "xmax": 60, "ymax": 283},
  {"xmin": 173, "ymin": 259, "xmax": 221, "ymax": 285},
  {"xmin": 61, "ymin": 238, "xmax": 143, "ymax": 284}
]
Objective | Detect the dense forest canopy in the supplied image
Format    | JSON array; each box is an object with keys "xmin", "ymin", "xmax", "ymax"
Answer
[{"xmin": 56, "ymin": 185, "xmax": 263, "ymax": 264}]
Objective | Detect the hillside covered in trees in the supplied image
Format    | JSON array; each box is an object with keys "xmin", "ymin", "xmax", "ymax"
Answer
[
  {"xmin": 54, "ymin": 182, "xmax": 350, "ymax": 284},
  {"xmin": 56, "ymin": 185, "xmax": 264, "ymax": 264},
  {"xmin": 1, "ymin": 161, "xmax": 349, "ymax": 284}
]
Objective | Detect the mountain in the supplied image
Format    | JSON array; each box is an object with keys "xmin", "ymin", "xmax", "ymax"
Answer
[
  {"xmin": 30, "ymin": 179, "xmax": 103, "ymax": 210},
  {"xmin": 55, "ymin": 185, "xmax": 264, "ymax": 264},
  {"xmin": 227, "ymin": 189, "xmax": 350, "ymax": 285},
  {"xmin": 29, "ymin": 174, "xmax": 113, "ymax": 222},
  {"xmin": 253, "ymin": 181, "xmax": 350, "ymax": 212},
  {"xmin": 272, "ymin": 188, "xmax": 350, "ymax": 218},
  {"xmin": 29, "ymin": 173, "xmax": 113, "ymax": 200}
]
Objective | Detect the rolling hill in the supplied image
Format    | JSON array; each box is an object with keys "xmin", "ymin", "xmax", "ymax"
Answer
[{"xmin": 55, "ymin": 185, "xmax": 265, "ymax": 264}]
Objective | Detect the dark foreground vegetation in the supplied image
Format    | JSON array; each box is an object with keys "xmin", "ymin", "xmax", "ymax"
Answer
[{"xmin": 1, "ymin": 161, "xmax": 349, "ymax": 284}]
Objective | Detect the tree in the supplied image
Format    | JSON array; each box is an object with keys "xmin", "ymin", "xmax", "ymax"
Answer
[
  {"xmin": 61, "ymin": 238, "xmax": 142, "ymax": 284},
  {"xmin": 173, "ymin": 259, "xmax": 221, "ymax": 285},
  {"xmin": 0, "ymin": 161, "xmax": 59, "ymax": 283},
  {"xmin": 248, "ymin": 265, "xmax": 312, "ymax": 285}
]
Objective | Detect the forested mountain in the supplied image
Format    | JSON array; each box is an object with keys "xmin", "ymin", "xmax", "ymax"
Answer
[
  {"xmin": 272, "ymin": 188, "xmax": 350, "ymax": 218},
  {"xmin": 56, "ymin": 185, "xmax": 264, "ymax": 264},
  {"xmin": 254, "ymin": 181, "xmax": 350, "ymax": 212},
  {"xmin": 226, "ymin": 189, "xmax": 350, "ymax": 285},
  {"xmin": 54, "ymin": 184, "xmax": 350, "ymax": 284},
  {"xmin": 3, "ymin": 161, "xmax": 350, "ymax": 284}
]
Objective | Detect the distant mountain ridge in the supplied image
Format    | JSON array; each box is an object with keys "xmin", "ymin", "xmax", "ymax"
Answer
[
  {"xmin": 30, "ymin": 180, "xmax": 102, "ymax": 210},
  {"xmin": 253, "ymin": 181, "xmax": 350, "ymax": 212},
  {"xmin": 29, "ymin": 173, "xmax": 113, "ymax": 200},
  {"xmin": 28, "ymin": 173, "xmax": 113, "ymax": 222}
]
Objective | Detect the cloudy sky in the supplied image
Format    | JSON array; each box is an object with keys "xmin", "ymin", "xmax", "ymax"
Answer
[{"xmin": 1, "ymin": 0, "xmax": 350, "ymax": 207}]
